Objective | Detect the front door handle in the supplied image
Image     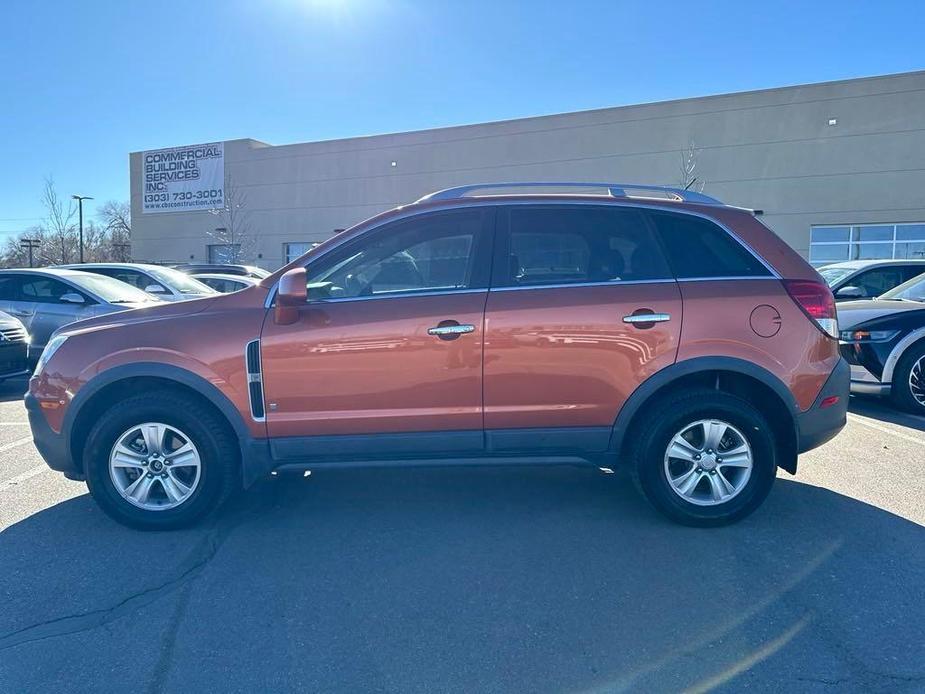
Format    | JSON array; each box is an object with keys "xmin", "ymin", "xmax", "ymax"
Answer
[
  {"xmin": 623, "ymin": 312, "xmax": 671, "ymax": 325},
  {"xmin": 10, "ymin": 310, "xmax": 32, "ymax": 318},
  {"xmin": 428, "ymin": 322, "xmax": 476, "ymax": 340}
]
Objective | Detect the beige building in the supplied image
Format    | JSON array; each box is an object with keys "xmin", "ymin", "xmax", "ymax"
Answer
[{"xmin": 130, "ymin": 70, "xmax": 925, "ymax": 270}]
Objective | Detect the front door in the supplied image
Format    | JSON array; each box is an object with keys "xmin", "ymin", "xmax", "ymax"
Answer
[
  {"xmin": 260, "ymin": 208, "xmax": 493, "ymax": 458},
  {"xmin": 483, "ymin": 204, "xmax": 682, "ymax": 453}
]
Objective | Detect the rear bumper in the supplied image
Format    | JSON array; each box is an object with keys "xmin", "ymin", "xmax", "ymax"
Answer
[
  {"xmin": 25, "ymin": 393, "xmax": 83, "ymax": 481},
  {"xmin": 795, "ymin": 357, "xmax": 850, "ymax": 453}
]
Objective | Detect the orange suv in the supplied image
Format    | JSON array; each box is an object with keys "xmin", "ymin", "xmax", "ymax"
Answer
[{"xmin": 26, "ymin": 183, "xmax": 848, "ymax": 529}]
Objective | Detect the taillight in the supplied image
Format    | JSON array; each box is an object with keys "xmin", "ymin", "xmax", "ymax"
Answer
[{"xmin": 782, "ymin": 279, "xmax": 838, "ymax": 338}]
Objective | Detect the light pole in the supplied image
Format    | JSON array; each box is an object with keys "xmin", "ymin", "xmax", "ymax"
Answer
[
  {"xmin": 71, "ymin": 195, "xmax": 93, "ymax": 263},
  {"xmin": 20, "ymin": 238, "xmax": 40, "ymax": 268}
]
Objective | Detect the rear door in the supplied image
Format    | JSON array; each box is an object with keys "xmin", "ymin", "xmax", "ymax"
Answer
[{"xmin": 482, "ymin": 204, "xmax": 682, "ymax": 453}]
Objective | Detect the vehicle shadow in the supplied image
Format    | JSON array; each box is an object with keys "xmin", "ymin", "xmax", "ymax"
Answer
[
  {"xmin": 849, "ymin": 393, "xmax": 925, "ymax": 433},
  {"xmin": 1, "ymin": 468, "xmax": 923, "ymax": 693}
]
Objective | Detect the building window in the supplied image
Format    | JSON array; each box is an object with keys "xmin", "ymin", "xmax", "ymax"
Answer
[
  {"xmin": 284, "ymin": 242, "xmax": 311, "ymax": 264},
  {"xmin": 809, "ymin": 224, "xmax": 925, "ymax": 266},
  {"xmin": 208, "ymin": 244, "xmax": 240, "ymax": 264}
]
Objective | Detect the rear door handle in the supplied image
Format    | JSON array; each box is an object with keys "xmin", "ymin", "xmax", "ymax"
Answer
[
  {"xmin": 428, "ymin": 322, "xmax": 475, "ymax": 340},
  {"xmin": 10, "ymin": 310, "xmax": 32, "ymax": 317},
  {"xmin": 623, "ymin": 312, "xmax": 671, "ymax": 324}
]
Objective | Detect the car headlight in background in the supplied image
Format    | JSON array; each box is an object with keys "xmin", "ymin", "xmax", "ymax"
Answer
[
  {"xmin": 839, "ymin": 329, "xmax": 900, "ymax": 343},
  {"xmin": 34, "ymin": 335, "xmax": 68, "ymax": 376}
]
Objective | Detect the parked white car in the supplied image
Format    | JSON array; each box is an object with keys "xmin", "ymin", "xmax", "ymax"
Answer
[
  {"xmin": 192, "ymin": 273, "xmax": 260, "ymax": 293},
  {"xmin": 56, "ymin": 263, "xmax": 217, "ymax": 301}
]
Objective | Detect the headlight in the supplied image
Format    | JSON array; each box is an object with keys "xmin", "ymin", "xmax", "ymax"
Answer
[
  {"xmin": 34, "ymin": 335, "xmax": 68, "ymax": 376},
  {"xmin": 839, "ymin": 329, "xmax": 900, "ymax": 343}
]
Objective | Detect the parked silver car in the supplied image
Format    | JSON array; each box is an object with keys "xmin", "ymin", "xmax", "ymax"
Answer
[
  {"xmin": 56, "ymin": 263, "xmax": 217, "ymax": 301},
  {"xmin": 0, "ymin": 268, "xmax": 158, "ymax": 357}
]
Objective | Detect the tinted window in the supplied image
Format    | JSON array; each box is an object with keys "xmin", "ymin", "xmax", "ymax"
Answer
[
  {"xmin": 849, "ymin": 267, "xmax": 907, "ymax": 298},
  {"xmin": 308, "ymin": 210, "xmax": 487, "ymax": 300},
  {"xmin": 650, "ymin": 211, "xmax": 772, "ymax": 279},
  {"xmin": 0, "ymin": 276, "xmax": 20, "ymax": 301},
  {"xmin": 92, "ymin": 268, "xmax": 151, "ymax": 290},
  {"xmin": 497, "ymin": 206, "xmax": 671, "ymax": 288}
]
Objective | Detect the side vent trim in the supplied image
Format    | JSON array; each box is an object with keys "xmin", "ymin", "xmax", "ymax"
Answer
[{"xmin": 245, "ymin": 339, "xmax": 266, "ymax": 421}]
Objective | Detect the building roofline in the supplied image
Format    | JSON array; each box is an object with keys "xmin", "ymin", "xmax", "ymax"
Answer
[{"xmin": 129, "ymin": 69, "xmax": 925, "ymax": 156}]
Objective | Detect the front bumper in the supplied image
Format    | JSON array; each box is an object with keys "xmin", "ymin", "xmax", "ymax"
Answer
[
  {"xmin": 795, "ymin": 357, "xmax": 850, "ymax": 453},
  {"xmin": 0, "ymin": 342, "xmax": 29, "ymax": 379},
  {"xmin": 848, "ymin": 364, "xmax": 891, "ymax": 396},
  {"xmin": 25, "ymin": 393, "xmax": 83, "ymax": 481}
]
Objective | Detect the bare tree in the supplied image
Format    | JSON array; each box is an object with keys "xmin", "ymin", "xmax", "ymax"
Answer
[
  {"xmin": 40, "ymin": 176, "xmax": 79, "ymax": 264},
  {"xmin": 98, "ymin": 200, "xmax": 132, "ymax": 261},
  {"xmin": 0, "ymin": 189, "xmax": 135, "ymax": 268},
  {"xmin": 678, "ymin": 140, "xmax": 706, "ymax": 193},
  {"xmin": 207, "ymin": 177, "xmax": 254, "ymax": 263},
  {"xmin": 0, "ymin": 227, "xmax": 47, "ymax": 268}
]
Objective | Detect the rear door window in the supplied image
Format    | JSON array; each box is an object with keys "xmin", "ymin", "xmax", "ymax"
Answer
[
  {"xmin": 494, "ymin": 206, "xmax": 672, "ymax": 288},
  {"xmin": 648, "ymin": 211, "xmax": 772, "ymax": 279}
]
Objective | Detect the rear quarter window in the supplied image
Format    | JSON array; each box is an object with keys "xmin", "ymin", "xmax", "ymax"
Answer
[{"xmin": 649, "ymin": 211, "xmax": 772, "ymax": 279}]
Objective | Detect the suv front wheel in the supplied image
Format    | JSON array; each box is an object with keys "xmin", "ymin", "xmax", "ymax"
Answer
[
  {"xmin": 84, "ymin": 390, "xmax": 238, "ymax": 530},
  {"xmin": 630, "ymin": 389, "xmax": 777, "ymax": 526}
]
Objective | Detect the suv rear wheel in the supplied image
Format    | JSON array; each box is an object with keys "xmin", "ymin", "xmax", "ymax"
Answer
[
  {"xmin": 630, "ymin": 389, "xmax": 777, "ymax": 526},
  {"xmin": 84, "ymin": 390, "xmax": 238, "ymax": 530}
]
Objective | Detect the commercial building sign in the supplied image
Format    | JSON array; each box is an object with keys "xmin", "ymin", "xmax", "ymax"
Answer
[{"xmin": 141, "ymin": 142, "xmax": 224, "ymax": 214}]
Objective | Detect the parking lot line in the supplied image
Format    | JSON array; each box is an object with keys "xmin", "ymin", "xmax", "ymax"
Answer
[
  {"xmin": 0, "ymin": 465, "xmax": 47, "ymax": 492},
  {"xmin": 0, "ymin": 435, "xmax": 33, "ymax": 453},
  {"xmin": 846, "ymin": 413, "xmax": 925, "ymax": 446}
]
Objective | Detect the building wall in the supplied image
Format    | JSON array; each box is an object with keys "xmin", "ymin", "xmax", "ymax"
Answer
[{"xmin": 130, "ymin": 70, "xmax": 925, "ymax": 269}]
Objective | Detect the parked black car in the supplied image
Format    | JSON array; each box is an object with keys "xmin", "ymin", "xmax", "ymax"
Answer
[
  {"xmin": 0, "ymin": 310, "xmax": 30, "ymax": 382},
  {"xmin": 839, "ymin": 271, "xmax": 925, "ymax": 413}
]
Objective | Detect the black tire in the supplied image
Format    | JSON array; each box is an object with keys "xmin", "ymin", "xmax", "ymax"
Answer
[
  {"xmin": 629, "ymin": 389, "xmax": 777, "ymax": 527},
  {"xmin": 890, "ymin": 341, "xmax": 925, "ymax": 415},
  {"xmin": 84, "ymin": 390, "xmax": 239, "ymax": 530}
]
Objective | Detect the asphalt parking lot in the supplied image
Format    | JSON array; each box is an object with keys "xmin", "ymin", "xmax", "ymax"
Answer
[{"xmin": 0, "ymin": 378, "xmax": 923, "ymax": 693}]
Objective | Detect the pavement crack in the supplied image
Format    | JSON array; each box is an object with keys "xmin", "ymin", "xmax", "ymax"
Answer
[{"xmin": 0, "ymin": 513, "xmax": 238, "ymax": 653}]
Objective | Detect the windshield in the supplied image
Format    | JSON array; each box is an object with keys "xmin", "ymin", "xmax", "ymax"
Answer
[
  {"xmin": 879, "ymin": 271, "xmax": 925, "ymax": 302},
  {"xmin": 68, "ymin": 273, "xmax": 160, "ymax": 303},
  {"xmin": 146, "ymin": 266, "xmax": 217, "ymax": 294},
  {"xmin": 818, "ymin": 267, "xmax": 855, "ymax": 285}
]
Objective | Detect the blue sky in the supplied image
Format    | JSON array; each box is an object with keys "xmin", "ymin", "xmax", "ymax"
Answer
[{"xmin": 1, "ymin": 0, "xmax": 923, "ymax": 238}]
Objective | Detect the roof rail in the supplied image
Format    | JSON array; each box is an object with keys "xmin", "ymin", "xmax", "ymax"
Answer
[{"xmin": 415, "ymin": 182, "xmax": 723, "ymax": 206}]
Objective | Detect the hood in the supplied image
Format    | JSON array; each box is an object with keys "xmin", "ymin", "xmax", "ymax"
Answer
[
  {"xmin": 58, "ymin": 295, "xmax": 220, "ymax": 337},
  {"xmin": 837, "ymin": 299, "xmax": 925, "ymax": 330}
]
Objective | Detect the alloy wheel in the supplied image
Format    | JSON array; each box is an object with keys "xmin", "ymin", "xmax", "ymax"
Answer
[
  {"xmin": 109, "ymin": 422, "xmax": 201, "ymax": 511},
  {"xmin": 663, "ymin": 419, "xmax": 753, "ymax": 506},
  {"xmin": 909, "ymin": 356, "xmax": 925, "ymax": 407}
]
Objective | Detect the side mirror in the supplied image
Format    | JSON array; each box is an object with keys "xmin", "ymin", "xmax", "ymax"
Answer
[
  {"xmin": 275, "ymin": 268, "xmax": 307, "ymax": 325},
  {"xmin": 59, "ymin": 292, "xmax": 85, "ymax": 305},
  {"xmin": 836, "ymin": 285, "xmax": 866, "ymax": 299},
  {"xmin": 144, "ymin": 284, "xmax": 168, "ymax": 294}
]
